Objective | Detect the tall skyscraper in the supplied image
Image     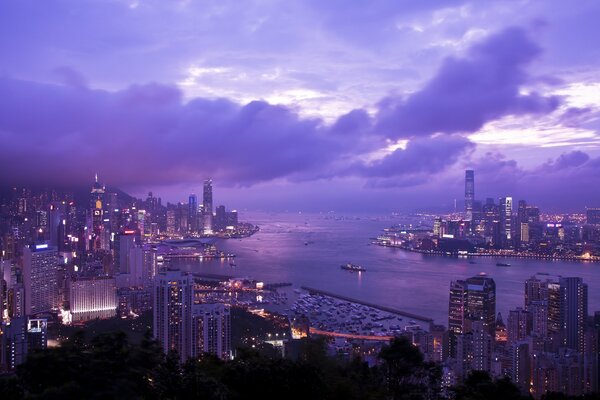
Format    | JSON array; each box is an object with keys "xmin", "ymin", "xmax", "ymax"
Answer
[
  {"xmin": 114, "ymin": 230, "xmax": 136, "ymax": 274},
  {"xmin": 22, "ymin": 244, "xmax": 59, "ymax": 315},
  {"xmin": 153, "ymin": 270, "xmax": 194, "ymax": 362},
  {"xmin": 448, "ymin": 275, "xmax": 496, "ymax": 357},
  {"xmin": 191, "ymin": 303, "xmax": 231, "ymax": 360},
  {"xmin": 188, "ymin": 194, "xmax": 198, "ymax": 233},
  {"xmin": 499, "ymin": 197, "xmax": 513, "ymax": 246},
  {"xmin": 559, "ymin": 277, "xmax": 588, "ymax": 352},
  {"xmin": 465, "ymin": 170, "xmax": 474, "ymax": 222},
  {"xmin": 202, "ymin": 179, "xmax": 213, "ymax": 234}
]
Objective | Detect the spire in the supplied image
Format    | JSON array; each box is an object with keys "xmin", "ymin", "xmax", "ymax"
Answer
[{"xmin": 95, "ymin": 172, "xmax": 98, "ymax": 183}]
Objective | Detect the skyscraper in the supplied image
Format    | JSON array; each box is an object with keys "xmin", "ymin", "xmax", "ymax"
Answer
[
  {"xmin": 465, "ymin": 170, "xmax": 474, "ymax": 222},
  {"xmin": 448, "ymin": 275, "xmax": 496, "ymax": 358},
  {"xmin": 22, "ymin": 244, "xmax": 59, "ymax": 315},
  {"xmin": 499, "ymin": 197, "xmax": 513, "ymax": 247},
  {"xmin": 188, "ymin": 194, "xmax": 198, "ymax": 233},
  {"xmin": 202, "ymin": 179, "xmax": 213, "ymax": 234},
  {"xmin": 559, "ymin": 277, "xmax": 588, "ymax": 352},
  {"xmin": 153, "ymin": 270, "xmax": 194, "ymax": 362}
]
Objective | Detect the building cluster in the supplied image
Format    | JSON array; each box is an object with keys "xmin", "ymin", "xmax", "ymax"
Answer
[
  {"xmin": 0, "ymin": 176, "xmax": 241, "ymax": 371},
  {"xmin": 153, "ymin": 270, "xmax": 231, "ymax": 362},
  {"xmin": 398, "ymin": 170, "xmax": 600, "ymax": 259},
  {"xmin": 438, "ymin": 273, "xmax": 599, "ymax": 398}
]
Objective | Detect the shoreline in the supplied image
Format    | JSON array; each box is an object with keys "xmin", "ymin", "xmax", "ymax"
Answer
[{"xmin": 374, "ymin": 242, "xmax": 600, "ymax": 263}]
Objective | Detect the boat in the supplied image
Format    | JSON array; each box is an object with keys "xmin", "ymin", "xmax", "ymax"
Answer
[
  {"xmin": 496, "ymin": 262, "xmax": 511, "ymax": 267},
  {"xmin": 229, "ymin": 262, "xmax": 236, "ymax": 267},
  {"xmin": 340, "ymin": 263, "xmax": 367, "ymax": 272}
]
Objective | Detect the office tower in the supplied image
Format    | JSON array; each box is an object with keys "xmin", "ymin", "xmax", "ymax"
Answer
[
  {"xmin": 47, "ymin": 202, "xmax": 62, "ymax": 248},
  {"xmin": 188, "ymin": 194, "xmax": 198, "ymax": 233},
  {"xmin": 586, "ymin": 208, "xmax": 600, "ymax": 225},
  {"xmin": 1, "ymin": 317, "xmax": 47, "ymax": 370},
  {"xmin": 69, "ymin": 276, "xmax": 117, "ymax": 322},
  {"xmin": 465, "ymin": 170, "xmax": 474, "ymax": 222},
  {"xmin": 559, "ymin": 277, "xmax": 588, "ymax": 352},
  {"xmin": 448, "ymin": 280, "xmax": 468, "ymax": 337},
  {"xmin": 449, "ymin": 276, "xmax": 496, "ymax": 335},
  {"xmin": 191, "ymin": 303, "xmax": 231, "ymax": 360},
  {"xmin": 215, "ymin": 205, "xmax": 227, "ymax": 232},
  {"xmin": 154, "ymin": 270, "xmax": 194, "ymax": 362},
  {"xmin": 202, "ymin": 179, "xmax": 213, "ymax": 234},
  {"xmin": 507, "ymin": 308, "xmax": 529, "ymax": 345},
  {"xmin": 114, "ymin": 230, "xmax": 136, "ymax": 274},
  {"xmin": 499, "ymin": 197, "xmax": 513, "ymax": 246},
  {"xmin": 22, "ymin": 244, "xmax": 59, "ymax": 315},
  {"xmin": 89, "ymin": 175, "xmax": 105, "ymax": 251}
]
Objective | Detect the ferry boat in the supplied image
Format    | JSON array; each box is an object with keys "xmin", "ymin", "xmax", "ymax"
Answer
[
  {"xmin": 340, "ymin": 263, "xmax": 367, "ymax": 272},
  {"xmin": 496, "ymin": 262, "xmax": 511, "ymax": 267}
]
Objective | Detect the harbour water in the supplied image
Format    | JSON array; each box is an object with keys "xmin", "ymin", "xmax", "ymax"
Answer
[{"xmin": 174, "ymin": 212, "xmax": 600, "ymax": 326}]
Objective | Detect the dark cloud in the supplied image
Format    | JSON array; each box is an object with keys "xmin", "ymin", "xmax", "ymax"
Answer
[
  {"xmin": 350, "ymin": 135, "xmax": 474, "ymax": 179},
  {"xmin": 375, "ymin": 27, "xmax": 560, "ymax": 138}
]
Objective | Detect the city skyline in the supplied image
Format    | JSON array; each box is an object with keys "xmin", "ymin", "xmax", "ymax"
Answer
[{"xmin": 1, "ymin": 1, "xmax": 600, "ymax": 212}]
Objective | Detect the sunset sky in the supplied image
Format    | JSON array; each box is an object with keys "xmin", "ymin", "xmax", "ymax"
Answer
[{"xmin": 1, "ymin": 0, "xmax": 599, "ymax": 212}]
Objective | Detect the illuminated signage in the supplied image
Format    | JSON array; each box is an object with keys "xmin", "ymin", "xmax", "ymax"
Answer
[{"xmin": 35, "ymin": 244, "xmax": 49, "ymax": 250}]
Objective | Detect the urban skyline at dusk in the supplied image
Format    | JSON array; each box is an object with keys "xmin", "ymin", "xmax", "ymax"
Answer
[
  {"xmin": 1, "ymin": 1, "xmax": 600, "ymax": 212},
  {"xmin": 2, "ymin": 1, "xmax": 600, "ymax": 399}
]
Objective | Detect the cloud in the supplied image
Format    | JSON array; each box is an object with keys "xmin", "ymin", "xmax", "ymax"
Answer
[{"xmin": 375, "ymin": 27, "xmax": 560, "ymax": 138}]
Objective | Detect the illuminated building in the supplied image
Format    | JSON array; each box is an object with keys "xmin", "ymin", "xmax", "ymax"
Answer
[
  {"xmin": 465, "ymin": 170, "xmax": 474, "ymax": 222},
  {"xmin": 1, "ymin": 317, "xmax": 47, "ymax": 370},
  {"xmin": 153, "ymin": 270, "xmax": 194, "ymax": 362},
  {"xmin": 188, "ymin": 194, "xmax": 198, "ymax": 233},
  {"xmin": 23, "ymin": 244, "xmax": 59, "ymax": 315},
  {"xmin": 202, "ymin": 179, "xmax": 213, "ymax": 234},
  {"xmin": 559, "ymin": 277, "xmax": 588, "ymax": 352},
  {"xmin": 89, "ymin": 174, "xmax": 105, "ymax": 251},
  {"xmin": 69, "ymin": 276, "xmax": 117, "ymax": 322},
  {"xmin": 449, "ymin": 275, "xmax": 496, "ymax": 358},
  {"xmin": 499, "ymin": 197, "xmax": 513, "ymax": 247},
  {"xmin": 191, "ymin": 303, "xmax": 231, "ymax": 360}
]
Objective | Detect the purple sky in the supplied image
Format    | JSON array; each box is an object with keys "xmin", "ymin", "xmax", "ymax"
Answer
[{"xmin": 1, "ymin": 1, "xmax": 600, "ymax": 212}]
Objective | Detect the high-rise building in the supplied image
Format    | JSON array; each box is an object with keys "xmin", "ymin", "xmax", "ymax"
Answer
[
  {"xmin": 191, "ymin": 303, "xmax": 231, "ymax": 360},
  {"xmin": 69, "ymin": 276, "xmax": 117, "ymax": 322},
  {"xmin": 559, "ymin": 277, "xmax": 588, "ymax": 352},
  {"xmin": 153, "ymin": 270, "xmax": 194, "ymax": 362},
  {"xmin": 22, "ymin": 244, "xmax": 59, "ymax": 315},
  {"xmin": 202, "ymin": 179, "xmax": 213, "ymax": 234},
  {"xmin": 114, "ymin": 230, "xmax": 137, "ymax": 274},
  {"xmin": 465, "ymin": 170, "xmax": 474, "ymax": 222},
  {"xmin": 499, "ymin": 197, "xmax": 513, "ymax": 247},
  {"xmin": 188, "ymin": 194, "xmax": 198, "ymax": 233},
  {"xmin": 448, "ymin": 275, "xmax": 496, "ymax": 358},
  {"xmin": 530, "ymin": 300, "xmax": 549, "ymax": 338},
  {"xmin": 449, "ymin": 276, "xmax": 496, "ymax": 335}
]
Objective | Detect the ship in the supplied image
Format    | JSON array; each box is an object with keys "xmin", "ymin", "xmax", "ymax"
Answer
[
  {"xmin": 496, "ymin": 262, "xmax": 511, "ymax": 267},
  {"xmin": 340, "ymin": 263, "xmax": 367, "ymax": 272}
]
